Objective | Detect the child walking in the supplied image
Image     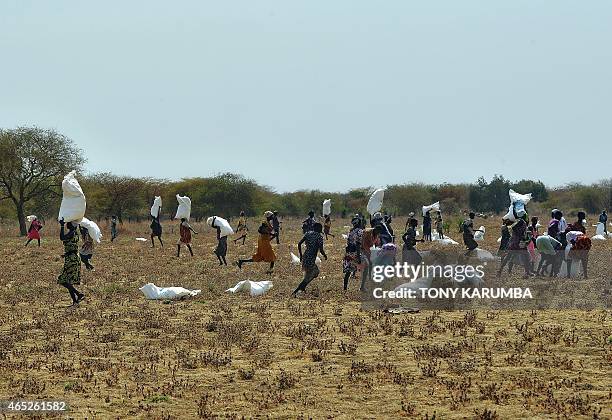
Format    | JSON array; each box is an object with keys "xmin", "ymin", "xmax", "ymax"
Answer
[{"xmin": 177, "ymin": 218, "xmax": 197, "ymax": 257}]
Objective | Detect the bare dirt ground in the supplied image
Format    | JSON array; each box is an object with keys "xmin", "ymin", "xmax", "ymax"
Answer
[{"xmin": 0, "ymin": 216, "xmax": 610, "ymax": 419}]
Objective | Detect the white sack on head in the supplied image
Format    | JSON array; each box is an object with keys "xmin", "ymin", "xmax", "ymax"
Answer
[
  {"xmin": 79, "ymin": 217, "xmax": 102, "ymax": 243},
  {"xmin": 150, "ymin": 196, "xmax": 162, "ymax": 218},
  {"xmin": 422, "ymin": 201, "xmax": 440, "ymax": 216},
  {"xmin": 174, "ymin": 195, "xmax": 191, "ymax": 220},
  {"xmin": 139, "ymin": 282, "xmax": 201, "ymax": 300},
  {"xmin": 226, "ymin": 280, "xmax": 273, "ymax": 297},
  {"xmin": 26, "ymin": 215, "xmax": 37, "ymax": 223},
  {"xmin": 207, "ymin": 216, "xmax": 234, "ymax": 237},
  {"xmin": 58, "ymin": 171, "xmax": 86, "ymax": 223},
  {"xmin": 502, "ymin": 189, "xmax": 532, "ymax": 221},
  {"xmin": 367, "ymin": 189, "xmax": 385, "ymax": 215},
  {"xmin": 322, "ymin": 199, "xmax": 332, "ymax": 216}
]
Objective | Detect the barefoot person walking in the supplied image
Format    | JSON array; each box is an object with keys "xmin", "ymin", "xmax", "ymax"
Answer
[
  {"xmin": 292, "ymin": 223, "xmax": 327, "ymax": 296},
  {"xmin": 25, "ymin": 216, "xmax": 43, "ymax": 247},
  {"xmin": 177, "ymin": 218, "xmax": 197, "ymax": 257},
  {"xmin": 237, "ymin": 216, "xmax": 276, "ymax": 274},
  {"xmin": 57, "ymin": 219, "xmax": 85, "ymax": 305}
]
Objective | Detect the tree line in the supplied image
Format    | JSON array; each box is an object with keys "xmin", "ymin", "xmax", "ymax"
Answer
[{"xmin": 1, "ymin": 127, "xmax": 610, "ymax": 235}]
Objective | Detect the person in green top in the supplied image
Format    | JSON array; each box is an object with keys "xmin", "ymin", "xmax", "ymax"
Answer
[{"xmin": 58, "ymin": 219, "xmax": 85, "ymax": 305}]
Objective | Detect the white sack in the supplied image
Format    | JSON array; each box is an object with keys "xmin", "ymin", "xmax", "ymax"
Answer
[
  {"xmin": 322, "ymin": 199, "xmax": 332, "ymax": 216},
  {"xmin": 422, "ymin": 201, "xmax": 440, "ymax": 216},
  {"xmin": 474, "ymin": 226, "xmax": 486, "ymax": 241},
  {"xmin": 497, "ymin": 237, "xmax": 502, "ymax": 243},
  {"xmin": 367, "ymin": 189, "xmax": 385, "ymax": 215},
  {"xmin": 139, "ymin": 282, "xmax": 201, "ymax": 300},
  {"xmin": 595, "ymin": 222, "xmax": 606, "ymax": 236},
  {"xmin": 151, "ymin": 196, "xmax": 162, "ymax": 218},
  {"xmin": 174, "ymin": 195, "xmax": 191, "ymax": 220},
  {"xmin": 207, "ymin": 216, "xmax": 234, "ymax": 237},
  {"xmin": 591, "ymin": 234, "xmax": 606, "ymax": 241},
  {"xmin": 432, "ymin": 231, "xmax": 459, "ymax": 245},
  {"xmin": 58, "ymin": 171, "xmax": 86, "ymax": 223},
  {"xmin": 342, "ymin": 233, "xmax": 348, "ymax": 239},
  {"xmin": 26, "ymin": 215, "xmax": 37, "ymax": 223},
  {"xmin": 226, "ymin": 280, "xmax": 273, "ymax": 297},
  {"xmin": 79, "ymin": 217, "xmax": 102, "ymax": 243},
  {"xmin": 473, "ymin": 248, "xmax": 496, "ymax": 261},
  {"xmin": 135, "ymin": 237, "xmax": 148, "ymax": 242},
  {"xmin": 502, "ymin": 189, "xmax": 532, "ymax": 221}
]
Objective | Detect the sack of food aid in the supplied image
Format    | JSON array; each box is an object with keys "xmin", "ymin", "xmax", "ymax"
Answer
[
  {"xmin": 58, "ymin": 171, "xmax": 86, "ymax": 223},
  {"xmin": 151, "ymin": 196, "xmax": 162, "ymax": 218},
  {"xmin": 79, "ymin": 217, "xmax": 102, "ymax": 243},
  {"xmin": 174, "ymin": 195, "xmax": 191, "ymax": 220},
  {"xmin": 207, "ymin": 216, "xmax": 234, "ymax": 237},
  {"xmin": 367, "ymin": 189, "xmax": 385, "ymax": 215},
  {"xmin": 502, "ymin": 189, "xmax": 532, "ymax": 221},
  {"xmin": 322, "ymin": 199, "xmax": 332, "ymax": 216},
  {"xmin": 422, "ymin": 201, "xmax": 440, "ymax": 216}
]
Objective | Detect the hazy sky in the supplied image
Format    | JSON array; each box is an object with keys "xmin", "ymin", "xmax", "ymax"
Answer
[{"xmin": 1, "ymin": 1, "xmax": 610, "ymax": 192}]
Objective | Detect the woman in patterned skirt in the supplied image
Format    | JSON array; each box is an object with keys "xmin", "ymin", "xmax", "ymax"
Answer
[{"xmin": 57, "ymin": 219, "xmax": 85, "ymax": 305}]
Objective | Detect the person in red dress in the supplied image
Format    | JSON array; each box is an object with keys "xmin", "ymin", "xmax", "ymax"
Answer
[{"xmin": 25, "ymin": 217, "xmax": 43, "ymax": 247}]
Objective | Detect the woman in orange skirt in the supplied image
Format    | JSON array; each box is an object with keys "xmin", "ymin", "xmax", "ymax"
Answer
[{"xmin": 237, "ymin": 218, "xmax": 276, "ymax": 274}]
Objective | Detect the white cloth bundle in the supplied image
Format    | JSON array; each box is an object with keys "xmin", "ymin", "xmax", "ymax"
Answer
[
  {"xmin": 207, "ymin": 216, "xmax": 234, "ymax": 237},
  {"xmin": 26, "ymin": 215, "xmax": 37, "ymax": 223},
  {"xmin": 502, "ymin": 189, "xmax": 532, "ymax": 221},
  {"xmin": 322, "ymin": 199, "xmax": 332, "ymax": 216},
  {"xmin": 58, "ymin": 171, "xmax": 86, "ymax": 223},
  {"xmin": 151, "ymin": 196, "xmax": 162, "ymax": 218},
  {"xmin": 79, "ymin": 217, "xmax": 102, "ymax": 243},
  {"xmin": 422, "ymin": 201, "xmax": 440, "ymax": 216},
  {"xmin": 135, "ymin": 237, "xmax": 148, "ymax": 242},
  {"xmin": 174, "ymin": 195, "xmax": 191, "ymax": 220},
  {"xmin": 226, "ymin": 280, "xmax": 273, "ymax": 297},
  {"xmin": 473, "ymin": 248, "xmax": 496, "ymax": 261},
  {"xmin": 139, "ymin": 282, "xmax": 201, "ymax": 300},
  {"xmin": 367, "ymin": 189, "xmax": 385, "ymax": 215},
  {"xmin": 474, "ymin": 226, "xmax": 486, "ymax": 241}
]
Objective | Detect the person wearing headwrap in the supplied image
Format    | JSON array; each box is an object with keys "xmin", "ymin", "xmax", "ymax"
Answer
[
  {"xmin": 237, "ymin": 215, "xmax": 276, "ymax": 274},
  {"xmin": 342, "ymin": 215, "xmax": 364, "ymax": 290},
  {"xmin": 25, "ymin": 216, "xmax": 43, "ymax": 247}
]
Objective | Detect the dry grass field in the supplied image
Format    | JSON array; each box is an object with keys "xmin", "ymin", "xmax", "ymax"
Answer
[{"xmin": 0, "ymin": 216, "xmax": 610, "ymax": 419}]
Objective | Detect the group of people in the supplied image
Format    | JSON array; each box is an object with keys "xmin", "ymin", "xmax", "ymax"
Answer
[
  {"xmin": 39, "ymin": 201, "xmax": 606, "ymax": 304},
  {"xmin": 492, "ymin": 209, "xmax": 601, "ymax": 279}
]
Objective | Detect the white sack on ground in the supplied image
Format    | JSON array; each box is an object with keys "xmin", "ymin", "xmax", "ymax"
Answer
[
  {"xmin": 592, "ymin": 234, "xmax": 606, "ymax": 241},
  {"xmin": 431, "ymin": 231, "xmax": 459, "ymax": 245},
  {"xmin": 174, "ymin": 195, "xmax": 191, "ymax": 220},
  {"xmin": 502, "ymin": 189, "xmax": 532, "ymax": 221},
  {"xmin": 135, "ymin": 237, "xmax": 148, "ymax": 242},
  {"xmin": 322, "ymin": 199, "xmax": 332, "ymax": 216},
  {"xmin": 26, "ymin": 215, "xmax": 37, "ymax": 223},
  {"xmin": 58, "ymin": 171, "xmax": 86, "ymax": 223},
  {"xmin": 422, "ymin": 201, "xmax": 440, "ymax": 216},
  {"xmin": 595, "ymin": 223, "xmax": 606, "ymax": 236},
  {"xmin": 151, "ymin": 196, "xmax": 162, "ymax": 217},
  {"xmin": 79, "ymin": 217, "xmax": 102, "ymax": 243},
  {"xmin": 367, "ymin": 189, "xmax": 385, "ymax": 215},
  {"xmin": 207, "ymin": 216, "xmax": 234, "ymax": 237},
  {"xmin": 226, "ymin": 280, "xmax": 273, "ymax": 297},
  {"xmin": 474, "ymin": 226, "xmax": 486, "ymax": 241},
  {"xmin": 473, "ymin": 248, "xmax": 496, "ymax": 261},
  {"xmin": 139, "ymin": 283, "xmax": 201, "ymax": 300}
]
